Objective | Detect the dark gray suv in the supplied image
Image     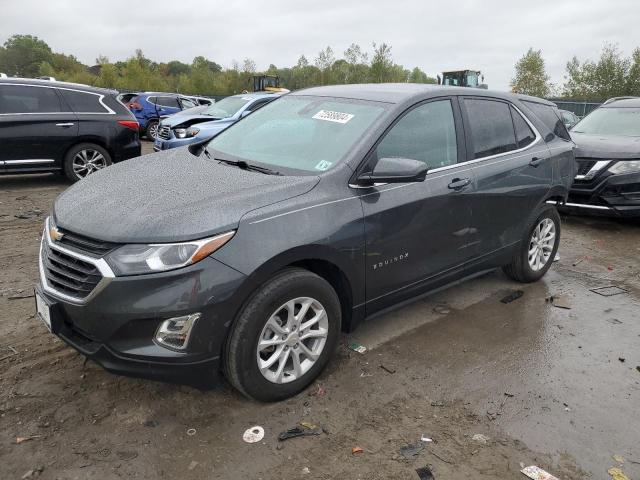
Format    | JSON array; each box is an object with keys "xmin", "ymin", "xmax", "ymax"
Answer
[{"xmin": 35, "ymin": 84, "xmax": 575, "ymax": 401}]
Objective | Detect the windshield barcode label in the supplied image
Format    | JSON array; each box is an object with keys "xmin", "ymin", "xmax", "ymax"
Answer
[{"xmin": 312, "ymin": 110, "xmax": 354, "ymax": 124}]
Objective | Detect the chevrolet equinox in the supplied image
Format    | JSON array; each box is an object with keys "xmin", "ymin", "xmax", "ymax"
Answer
[{"xmin": 36, "ymin": 84, "xmax": 575, "ymax": 401}]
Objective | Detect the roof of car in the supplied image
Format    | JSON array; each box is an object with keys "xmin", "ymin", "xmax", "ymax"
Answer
[
  {"xmin": 0, "ymin": 77, "xmax": 116, "ymax": 95},
  {"xmin": 228, "ymin": 92, "xmax": 282, "ymax": 100},
  {"xmin": 292, "ymin": 83, "xmax": 554, "ymax": 105},
  {"xmin": 602, "ymin": 97, "xmax": 640, "ymax": 108}
]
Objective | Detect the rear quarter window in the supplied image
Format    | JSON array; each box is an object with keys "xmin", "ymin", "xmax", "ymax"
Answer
[
  {"xmin": 522, "ymin": 101, "xmax": 571, "ymax": 141},
  {"xmin": 60, "ymin": 89, "xmax": 110, "ymax": 113}
]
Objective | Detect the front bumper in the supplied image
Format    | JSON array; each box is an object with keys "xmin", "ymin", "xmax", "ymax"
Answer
[
  {"xmin": 37, "ymin": 236, "xmax": 248, "ymax": 387},
  {"xmin": 562, "ymin": 171, "xmax": 640, "ymax": 217},
  {"xmin": 153, "ymin": 135, "xmax": 198, "ymax": 151}
]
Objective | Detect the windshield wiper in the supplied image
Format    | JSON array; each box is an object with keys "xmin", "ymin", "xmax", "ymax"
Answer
[{"xmin": 215, "ymin": 158, "xmax": 281, "ymax": 175}]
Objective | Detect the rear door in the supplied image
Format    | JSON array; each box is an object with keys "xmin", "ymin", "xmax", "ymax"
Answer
[
  {"xmin": 360, "ymin": 97, "xmax": 476, "ymax": 313},
  {"xmin": 460, "ymin": 96, "xmax": 552, "ymax": 261},
  {"xmin": 0, "ymin": 84, "xmax": 78, "ymax": 171}
]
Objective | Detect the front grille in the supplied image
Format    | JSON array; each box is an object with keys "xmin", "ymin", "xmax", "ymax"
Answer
[
  {"xmin": 576, "ymin": 159, "xmax": 597, "ymax": 176},
  {"xmin": 56, "ymin": 228, "xmax": 119, "ymax": 256},
  {"xmin": 42, "ymin": 241, "xmax": 103, "ymax": 299},
  {"xmin": 158, "ymin": 125, "xmax": 171, "ymax": 140}
]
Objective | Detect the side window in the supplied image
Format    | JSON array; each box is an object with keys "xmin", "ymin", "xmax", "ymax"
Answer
[
  {"xmin": 179, "ymin": 98, "xmax": 197, "ymax": 109},
  {"xmin": 0, "ymin": 85, "xmax": 62, "ymax": 114},
  {"xmin": 156, "ymin": 96, "xmax": 180, "ymax": 108},
  {"xmin": 376, "ymin": 99, "xmax": 458, "ymax": 169},
  {"xmin": 510, "ymin": 106, "xmax": 536, "ymax": 148},
  {"xmin": 60, "ymin": 90, "xmax": 107, "ymax": 113},
  {"xmin": 146, "ymin": 96, "xmax": 157, "ymax": 105},
  {"xmin": 522, "ymin": 101, "xmax": 571, "ymax": 140},
  {"xmin": 464, "ymin": 98, "xmax": 516, "ymax": 158}
]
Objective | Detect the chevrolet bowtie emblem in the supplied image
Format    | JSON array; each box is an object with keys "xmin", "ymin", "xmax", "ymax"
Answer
[{"xmin": 49, "ymin": 225, "xmax": 64, "ymax": 242}]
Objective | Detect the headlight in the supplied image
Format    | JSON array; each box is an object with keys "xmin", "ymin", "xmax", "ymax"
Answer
[
  {"xmin": 608, "ymin": 160, "xmax": 640, "ymax": 175},
  {"xmin": 174, "ymin": 126, "xmax": 200, "ymax": 139},
  {"xmin": 105, "ymin": 231, "xmax": 235, "ymax": 276}
]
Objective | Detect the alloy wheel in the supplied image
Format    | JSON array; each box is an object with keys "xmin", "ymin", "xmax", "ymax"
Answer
[
  {"xmin": 256, "ymin": 297, "xmax": 329, "ymax": 384},
  {"xmin": 148, "ymin": 123, "xmax": 159, "ymax": 140},
  {"xmin": 72, "ymin": 149, "xmax": 107, "ymax": 178},
  {"xmin": 528, "ymin": 218, "xmax": 556, "ymax": 271}
]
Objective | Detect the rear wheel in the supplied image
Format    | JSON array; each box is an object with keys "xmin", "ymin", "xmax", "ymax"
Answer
[
  {"xmin": 63, "ymin": 143, "xmax": 112, "ymax": 182},
  {"xmin": 503, "ymin": 205, "xmax": 561, "ymax": 283},
  {"xmin": 224, "ymin": 268, "xmax": 341, "ymax": 402},
  {"xmin": 145, "ymin": 120, "xmax": 159, "ymax": 140}
]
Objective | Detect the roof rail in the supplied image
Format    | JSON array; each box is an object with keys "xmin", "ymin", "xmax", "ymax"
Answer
[{"xmin": 603, "ymin": 96, "xmax": 639, "ymax": 105}]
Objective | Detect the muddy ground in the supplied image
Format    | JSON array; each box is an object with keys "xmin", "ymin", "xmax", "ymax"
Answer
[{"xmin": 1, "ymin": 142, "xmax": 639, "ymax": 479}]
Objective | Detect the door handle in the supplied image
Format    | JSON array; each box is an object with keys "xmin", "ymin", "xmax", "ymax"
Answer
[
  {"xmin": 529, "ymin": 156, "xmax": 546, "ymax": 167},
  {"xmin": 55, "ymin": 123, "xmax": 74, "ymax": 127},
  {"xmin": 447, "ymin": 177, "xmax": 471, "ymax": 190}
]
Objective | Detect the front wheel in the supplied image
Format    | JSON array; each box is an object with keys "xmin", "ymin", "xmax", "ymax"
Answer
[
  {"xmin": 145, "ymin": 120, "xmax": 159, "ymax": 140},
  {"xmin": 224, "ymin": 268, "xmax": 341, "ymax": 402},
  {"xmin": 502, "ymin": 205, "xmax": 561, "ymax": 283}
]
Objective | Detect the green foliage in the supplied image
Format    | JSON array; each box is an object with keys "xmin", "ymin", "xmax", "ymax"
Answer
[
  {"xmin": 2, "ymin": 34, "xmax": 52, "ymax": 77},
  {"xmin": 510, "ymin": 48, "xmax": 551, "ymax": 97},
  {"xmin": 563, "ymin": 44, "xmax": 638, "ymax": 100}
]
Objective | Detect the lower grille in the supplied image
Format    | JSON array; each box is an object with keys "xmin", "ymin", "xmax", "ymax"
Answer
[
  {"xmin": 158, "ymin": 125, "xmax": 171, "ymax": 140},
  {"xmin": 42, "ymin": 241, "xmax": 103, "ymax": 299}
]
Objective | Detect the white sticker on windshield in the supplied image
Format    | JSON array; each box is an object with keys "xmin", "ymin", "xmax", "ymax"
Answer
[
  {"xmin": 312, "ymin": 110, "xmax": 354, "ymax": 124},
  {"xmin": 315, "ymin": 160, "xmax": 333, "ymax": 171}
]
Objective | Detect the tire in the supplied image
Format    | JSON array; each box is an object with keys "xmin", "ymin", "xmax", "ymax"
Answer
[
  {"xmin": 224, "ymin": 268, "xmax": 341, "ymax": 402},
  {"xmin": 502, "ymin": 205, "xmax": 561, "ymax": 283},
  {"xmin": 145, "ymin": 120, "xmax": 159, "ymax": 140},
  {"xmin": 63, "ymin": 143, "xmax": 112, "ymax": 183}
]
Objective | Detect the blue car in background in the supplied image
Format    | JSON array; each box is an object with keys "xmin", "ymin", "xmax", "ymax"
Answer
[
  {"xmin": 127, "ymin": 93, "xmax": 199, "ymax": 140},
  {"xmin": 154, "ymin": 93, "xmax": 281, "ymax": 151}
]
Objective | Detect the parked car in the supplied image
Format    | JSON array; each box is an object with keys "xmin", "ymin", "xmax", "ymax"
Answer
[
  {"xmin": 187, "ymin": 95, "xmax": 214, "ymax": 106},
  {"xmin": 0, "ymin": 78, "xmax": 141, "ymax": 182},
  {"xmin": 36, "ymin": 84, "xmax": 574, "ymax": 401},
  {"xmin": 127, "ymin": 92, "xmax": 198, "ymax": 140},
  {"xmin": 154, "ymin": 93, "xmax": 279, "ymax": 151},
  {"xmin": 561, "ymin": 97, "xmax": 640, "ymax": 217},
  {"xmin": 559, "ymin": 109, "xmax": 580, "ymax": 129}
]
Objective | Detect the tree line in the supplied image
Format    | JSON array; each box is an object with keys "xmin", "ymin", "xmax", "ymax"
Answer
[
  {"xmin": 0, "ymin": 35, "xmax": 436, "ymax": 96},
  {"xmin": 511, "ymin": 44, "xmax": 640, "ymax": 100}
]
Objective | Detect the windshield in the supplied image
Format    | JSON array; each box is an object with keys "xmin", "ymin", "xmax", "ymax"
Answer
[
  {"xmin": 207, "ymin": 96, "xmax": 386, "ymax": 173},
  {"xmin": 202, "ymin": 96, "xmax": 251, "ymax": 118},
  {"xmin": 573, "ymin": 107, "xmax": 640, "ymax": 136}
]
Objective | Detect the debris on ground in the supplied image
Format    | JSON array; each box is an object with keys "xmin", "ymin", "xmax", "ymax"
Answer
[
  {"xmin": 433, "ymin": 305, "xmax": 450, "ymax": 315},
  {"xmin": 500, "ymin": 290, "xmax": 524, "ymax": 304},
  {"xmin": 606, "ymin": 318, "xmax": 623, "ymax": 325},
  {"xmin": 16, "ymin": 436, "xmax": 41, "ymax": 444},
  {"xmin": 572, "ymin": 257, "xmax": 585, "ymax": 267},
  {"xmin": 399, "ymin": 442, "xmax": 425, "ymax": 459},
  {"xmin": 21, "ymin": 466, "xmax": 44, "ymax": 479},
  {"xmin": 415, "ymin": 466, "xmax": 435, "ymax": 480},
  {"xmin": 430, "ymin": 401, "xmax": 445, "ymax": 407},
  {"xmin": 613, "ymin": 454, "xmax": 625, "ymax": 464},
  {"xmin": 186, "ymin": 428, "xmax": 196, "ymax": 436},
  {"xmin": 590, "ymin": 286, "xmax": 628, "ymax": 297},
  {"xmin": 301, "ymin": 467, "xmax": 310, "ymax": 475},
  {"xmin": 187, "ymin": 460, "xmax": 198, "ymax": 470},
  {"xmin": 618, "ymin": 357, "xmax": 625, "ymax": 363},
  {"xmin": 379, "ymin": 364, "xmax": 396, "ymax": 374},
  {"xmin": 243, "ymin": 426, "xmax": 265, "ymax": 443},
  {"xmin": 420, "ymin": 435, "xmax": 433, "ymax": 443},
  {"xmin": 307, "ymin": 385, "xmax": 326, "ymax": 397},
  {"xmin": 636, "ymin": 366, "xmax": 640, "ymax": 373},
  {"xmin": 521, "ymin": 465, "xmax": 559, "ymax": 480},
  {"xmin": 472, "ymin": 433, "xmax": 489, "ymax": 444},
  {"xmin": 348, "ymin": 342, "xmax": 367, "ymax": 354},
  {"xmin": 554, "ymin": 253, "xmax": 560, "ymax": 262},
  {"xmin": 278, "ymin": 425, "xmax": 322, "ymax": 441},
  {"xmin": 546, "ymin": 295, "xmax": 571, "ymax": 309},
  {"xmin": 352, "ymin": 446, "xmax": 363, "ymax": 455},
  {"xmin": 607, "ymin": 467, "xmax": 630, "ymax": 480},
  {"xmin": 504, "ymin": 392, "xmax": 515, "ymax": 397}
]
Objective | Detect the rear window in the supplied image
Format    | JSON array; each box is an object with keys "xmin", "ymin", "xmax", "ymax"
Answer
[
  {"xmin": 0, "ymin": 85, "xmax": 63, "ymax": 114},
  {"xmin": 522, "ymin": 101, "xmax": 571, "ymax": 140},
  {"xmin": 60, "ymin": 89, "xmax": 109, "ymax": 113},
  {"xmin": 464, "ymin": 98, "xmax": 516, "ymax": 158}
]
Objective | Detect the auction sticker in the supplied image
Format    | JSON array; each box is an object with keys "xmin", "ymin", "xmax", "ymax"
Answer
[{"xmin": 312, "ymin": 110, "xmax": 354, "ymax": 124}]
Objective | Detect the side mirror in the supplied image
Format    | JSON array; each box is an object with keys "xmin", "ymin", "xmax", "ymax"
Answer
[{"xmin": 356, "ymin": 157, "xmax": 428, "ymax": 186}]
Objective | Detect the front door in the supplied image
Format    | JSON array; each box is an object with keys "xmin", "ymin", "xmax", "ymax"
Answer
[{"xmin": 358, "ymin": 97, "xmax": 476, "ymax": 314}]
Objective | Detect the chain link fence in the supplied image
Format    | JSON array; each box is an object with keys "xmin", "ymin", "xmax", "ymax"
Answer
[{"xmin": 548, "ymin": 99, "xmax": 602, "ymax": 118}]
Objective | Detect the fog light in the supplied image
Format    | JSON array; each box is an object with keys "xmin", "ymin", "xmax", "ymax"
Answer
[{"xmin": 154, "ymin": 313, "xmax": 200, "ymax": 351}]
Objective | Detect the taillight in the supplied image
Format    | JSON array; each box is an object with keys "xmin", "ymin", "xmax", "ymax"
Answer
[
  {"xmin": 128, "ymin": 102, "xmax": 142, "ymax": 110},
  {"xmin": 118, "ymin": 120, "xmax": 139, "ymax": 131}
]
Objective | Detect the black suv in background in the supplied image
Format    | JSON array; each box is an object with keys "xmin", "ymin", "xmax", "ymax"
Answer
[
  {"xmin": 0, "ymin": 78, "xmax": 141, "ymax": 182},
  {"xmin": 562, "ymin": 97, "xmax": 640, "ymax": 217},
  {"xmin": 36, "ymin": 84, "xmax": 575, "ymax": 401}
]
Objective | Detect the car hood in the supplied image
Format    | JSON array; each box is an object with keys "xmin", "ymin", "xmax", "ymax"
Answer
[
  {"xmin": 54, "ymin": 150, "xmax": 320, "ymax": 243},
  {"xmin": 162, "ymin": 114, "xmax": 234, "ymax": 128},
  {"xmin": 571, "ymin": 132, "xmax": 640, "ymax": 159}
]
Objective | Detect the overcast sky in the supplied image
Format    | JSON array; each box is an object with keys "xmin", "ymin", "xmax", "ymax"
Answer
[{"xmin": 1, "ymin": 0, "xmax": 638, "ymax": 91}]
